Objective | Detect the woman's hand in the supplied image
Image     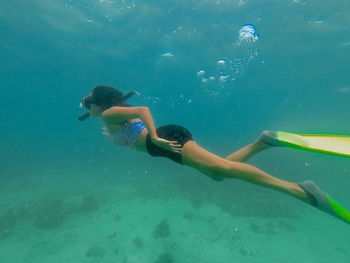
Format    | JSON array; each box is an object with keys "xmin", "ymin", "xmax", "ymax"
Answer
[{"xmin": 152, "ymin": 137, "xmax": 182, "ymax": 153}]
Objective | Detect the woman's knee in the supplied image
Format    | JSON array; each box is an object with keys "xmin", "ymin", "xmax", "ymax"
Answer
[
  {"xmin": 202, "ymin": 159, "xmax": 232, "ymax": 175},
  {"xmin": 196, "ymin": 164, "xmax": 227, "ymax": 182}
]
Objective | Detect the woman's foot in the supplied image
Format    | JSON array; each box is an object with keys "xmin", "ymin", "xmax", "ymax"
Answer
[
  {"xmin": 257, "ymin": 130, "xmax": 287, "ymax": 148},
  {"xmin": 298, "ymin": 180, "xmax": 350, "ymax": 224}
]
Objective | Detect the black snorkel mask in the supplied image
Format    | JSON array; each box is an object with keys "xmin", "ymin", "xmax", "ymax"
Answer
[
  {"xmin": 77, "ymin": 96, "xmax": 93, "ymax": 121},
  {"xmin": 81, "ymin": 96, "xmax": 93, "ymax": 110}
]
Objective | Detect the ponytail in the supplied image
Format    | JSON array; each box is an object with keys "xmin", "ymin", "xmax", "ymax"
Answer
[{"xmin": 122, "ymin": 91, "xmax": 136, "ymax": 102}]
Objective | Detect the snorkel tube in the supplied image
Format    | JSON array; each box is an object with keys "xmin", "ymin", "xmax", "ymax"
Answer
[{"xmin": 78, "ymin": 112, "xmax": 90, "ymax": 121}]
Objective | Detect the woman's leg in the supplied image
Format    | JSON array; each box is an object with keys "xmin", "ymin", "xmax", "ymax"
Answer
[
  {"xmin": 225, "ymin": 140, "xmax": 271, "ymax": 162},
  {"xmin": 181, "ymin": 140, "xmax": 307, "ymax": 200}
]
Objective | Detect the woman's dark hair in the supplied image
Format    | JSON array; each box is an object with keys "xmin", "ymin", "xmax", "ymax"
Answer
[{"xmin": 91, "ymin": 85, "xmax": 136, "ymax": 110}]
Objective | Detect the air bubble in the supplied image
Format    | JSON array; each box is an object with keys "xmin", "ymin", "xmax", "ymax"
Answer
[
  {"xmin": 217, "ymin": 60, "xmax": 226, "ymax": 65},
  {"xmin": 197, "ymin": 70, "xmax": 205, "ymax": 76},
  {"xmin": 238, "ymin": 24, "xmax": 259, "ymax": 43}
]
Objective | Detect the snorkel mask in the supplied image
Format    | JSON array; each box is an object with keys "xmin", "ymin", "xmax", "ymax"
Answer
[
  {"xmin": 78, "ymin": 96, "xmax": 93, "ymax": 121},
  {"xmin": 81, "ymin": 96, "xmax": 93, "ymax": 110}
]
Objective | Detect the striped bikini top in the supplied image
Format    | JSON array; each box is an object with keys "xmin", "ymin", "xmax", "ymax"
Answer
[{"xmin": 109, "ymin": 121, "xmax": 146, "ymax": 149}]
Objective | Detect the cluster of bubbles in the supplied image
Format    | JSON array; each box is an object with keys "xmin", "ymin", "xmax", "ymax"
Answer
[
  {"xmin": 238, "ymin": 24, "xmax": 259, "ymax": 43},
  {"xmin": 197, "ymin": 24, "xmax": 260, "ymax": 96}
]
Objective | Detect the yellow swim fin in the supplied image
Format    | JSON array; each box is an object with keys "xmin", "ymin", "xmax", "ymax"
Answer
[{"xmin": 261, "ymin": 131, "xmax": 350, "ymax": 158}]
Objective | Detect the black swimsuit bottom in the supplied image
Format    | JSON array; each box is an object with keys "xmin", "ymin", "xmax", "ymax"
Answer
[{"xmin": 146, "ymin": 125, "xmax": 193, "ymax": 164}]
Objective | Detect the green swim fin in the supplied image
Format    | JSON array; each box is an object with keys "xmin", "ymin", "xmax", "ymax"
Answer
[
  {"xmin": 261, "ymin": 130, "xmax": 350, "ymax": 157},
  {"xmin": 298, "ymin": 181, "xmax": 350, "ymax": 225}
]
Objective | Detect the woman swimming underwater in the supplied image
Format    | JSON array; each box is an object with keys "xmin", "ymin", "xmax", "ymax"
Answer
[{"xmin": 79, "ymin": 85, "xmax": 350, "ymax": 225}]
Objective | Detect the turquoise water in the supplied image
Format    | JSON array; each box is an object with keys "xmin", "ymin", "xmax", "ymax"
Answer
[{"xmin": 1, "ymin": 0, "xmax": 350, "ymax": 262}]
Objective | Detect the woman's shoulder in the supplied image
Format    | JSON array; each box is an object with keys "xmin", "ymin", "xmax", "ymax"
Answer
[
  {"xmin": 101, "ymin": 106, "xmax": 123, "ymax": 115},
  {"xmin": 101, "ymin": 106, "xmax": 130, "ymax": 123},
  {"xmin": 101, "ymin": 105, "xmax": 143, "ymax": 119}
]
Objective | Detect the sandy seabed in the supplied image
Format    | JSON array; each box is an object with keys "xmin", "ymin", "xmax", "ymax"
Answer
[{"xmin": 0, "ymin": 173, "xmax": 349, "ymax": 263}]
